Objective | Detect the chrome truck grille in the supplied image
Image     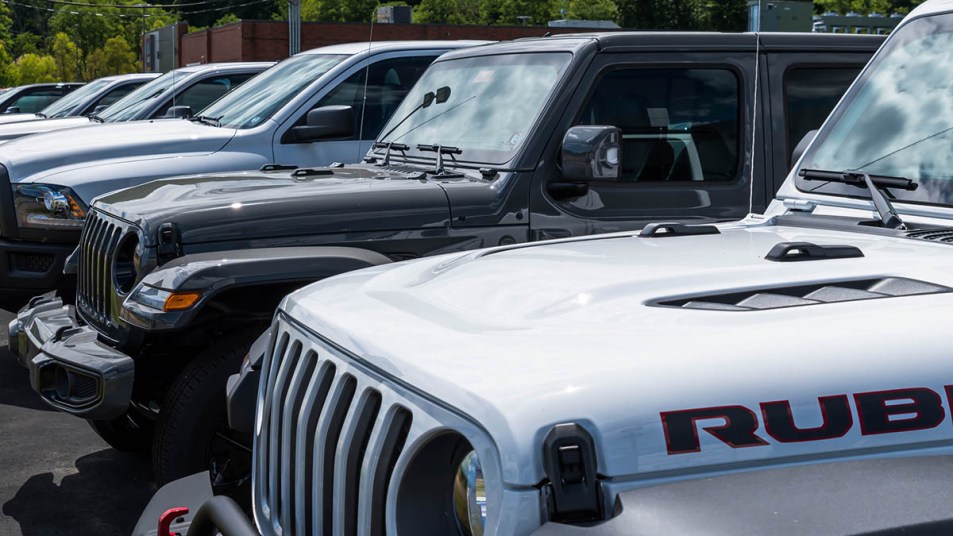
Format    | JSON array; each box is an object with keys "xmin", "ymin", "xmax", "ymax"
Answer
[
  {"xmin": 255, "ymin": 316, "xmax": 415, "ymax": 536},
  {"xmin": 76, "ymin": 210, "xmax": 135, "ymax": 331}
]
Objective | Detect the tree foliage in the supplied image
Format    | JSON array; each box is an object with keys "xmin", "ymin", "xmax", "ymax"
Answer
[
  {"xmin": 51, "ymin": 33, "xmax": 82, "ymax": 82},
  {"xmin": 814, "ymin": 0, "xmax": 894, "ymax": 15},
  {"xmin": 16, "ymin": 53, "xmax": 58, "ymax": 84},
  {"xmin": 85, "ymin": 36, "xmax": 139, "ymax": 79},
  {"xmin": 567, "ymin": 0, "xmax": 619, "ymax": 21}
]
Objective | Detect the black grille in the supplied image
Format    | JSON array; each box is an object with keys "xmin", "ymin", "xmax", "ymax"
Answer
[
  {"xmin": 76, "ymin": 211, "xmax": 133, "ymax": 328},
  {"xmin": 12, "ymin": 253, "xmax": 55, "ymax": 273},
  {"xmin": 654, "ymin": 277, "xmax": 953, "ymax": 311},
  {"xmin": 907, "ymin": 229, "xmax": 953, "ymax": 243},
  {"xmin": 256, "ymin": 327, "xmax": 411, "ymax": 535}
]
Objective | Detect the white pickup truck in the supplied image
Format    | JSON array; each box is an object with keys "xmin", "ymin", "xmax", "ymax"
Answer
[{"xmin": 133, "ymin": 1, "xmax": 953, "ymax": 534}]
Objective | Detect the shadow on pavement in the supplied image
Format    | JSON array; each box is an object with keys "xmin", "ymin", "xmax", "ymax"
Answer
[
  {"xmin": 0, "ymin": 345, "xmax": 54, "ymax": 413},
  {"xmin": 2, "ymin": 449, "xmax": 155, "ymax": 536}
]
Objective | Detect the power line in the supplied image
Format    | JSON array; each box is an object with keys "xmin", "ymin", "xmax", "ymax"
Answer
[{"xmin": 2, "ymin": 0, "xmax": 273, "ymax": 16}]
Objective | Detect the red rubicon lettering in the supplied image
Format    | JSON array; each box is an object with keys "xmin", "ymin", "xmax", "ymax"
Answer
[
  {"xmin": 761, "ymin": 395, "xmax": 852, "ymax": 443},
  {"xmin": 660, "ymin": 405, "xmax": 769, "ymax": 455},
  {"xmin": 854, "ymin": 388, "xmax": 946, "ymax": 436}
]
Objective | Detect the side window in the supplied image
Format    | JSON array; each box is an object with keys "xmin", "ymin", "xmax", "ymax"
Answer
[
  {"xmin": 309, "ymin": 55, "xmax": 438, "ymax": 140},
  {"xmin": 154, "ymin": 74, "xmax": 256, "ymax": 117},
  {"xmin": 783, "ymin": 67, "xmax": 861, "ymax": 166},
  {"xmin": 578, "ymin": 68, "xmax": 740, "ymax": 183},
  {"xmin": 94, "ymin": 82, "xmax": 146, "ymax": 109},
  {"xmin": 8, "ymin": 88, "xmax": 66, "ymax": 114}
]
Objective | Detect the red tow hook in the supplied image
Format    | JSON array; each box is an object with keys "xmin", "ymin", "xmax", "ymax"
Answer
[{"xmin": 158, "ymin": 507, "xmax": 190, "ymax": 536}]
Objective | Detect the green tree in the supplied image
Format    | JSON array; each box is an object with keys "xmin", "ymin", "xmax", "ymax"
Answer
[
  {"xmin": 11, "ymin": 33, "xmax": 42, "ymax": 58},
  {"xmin": 694, "ymin": 0, "xmax": 746, "ymax": 31},
  {"xmin": 567, "ymin": 0, "xmax": 619, "ymax": 21},
  {"xmin": 0, "ymin": 43, "xmax": 19, "ymax": 86},
  {"xmin": 480, "ymin": 0, "xmax": 557, "ymax": 25},
  {"xmin": 414, "ymin": 0, "xmax": 480, "ymax": 23},
  {"xmin": 84, "ymin": 36, "xmax": 138, "ymax": 79},
  {"xmin": 301, "ymin": 0, "xmax": 379, "ymax": 22},
  {"xmin": 51, "ymin": 32, "xmax": 82, "ymax": 82},
  {"xmin": 814, "ymin": 0, "xmax": 893, "ymax": 15},
  {"xmin": 16, "ymin": 53, "xmax": 57, "ymax": 83},
  {"xmin": 214, "ymin": 13, "xmax": 241, "ymax": 26}
]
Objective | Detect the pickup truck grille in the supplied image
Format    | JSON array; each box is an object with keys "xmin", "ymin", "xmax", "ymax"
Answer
[
  {"xmin": 76, "ymin": 210, "xmax": 134, "ymax": 331},
  {"xmin": 255, "ymin": 317, "xmax": 414, "ymax": 536}
]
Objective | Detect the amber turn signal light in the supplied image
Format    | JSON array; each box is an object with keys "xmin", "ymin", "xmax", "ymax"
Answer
[{"xmin": 163, "ymin": 292, "xmax": 201, "ymax": 311}]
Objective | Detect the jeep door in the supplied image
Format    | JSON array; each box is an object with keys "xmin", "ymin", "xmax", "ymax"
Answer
[
  {"xmin": 272, "ymin": 52, "xmax": 439, "ymax": 167},
  {"xmin": 529, "ymin": 50, "xmax": 767, "ymax": 240}
]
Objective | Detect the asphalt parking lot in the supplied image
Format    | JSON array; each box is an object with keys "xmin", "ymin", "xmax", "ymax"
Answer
[{"xmin": 0, "ymin": 306, "xmax": 155, "ymax": 535}]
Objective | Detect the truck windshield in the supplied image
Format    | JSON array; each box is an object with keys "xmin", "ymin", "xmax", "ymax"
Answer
[
  {"xmin": 376, "ymin": 52, "xmax": 572, "ymax": 165},
  {"xmin": 201, "ymin": 54, "xmax": 347, "ymax": 129},
  {"xmin": 97, "ymin": 69, "xmax": 187, "ymax": 122},
  {"xmin": 41, "ymin": 79, "xmax": 109, "ymax": 118},
  {"xmin": 798, "ymin": 12, "xmax": 953, "ymax": 206}
]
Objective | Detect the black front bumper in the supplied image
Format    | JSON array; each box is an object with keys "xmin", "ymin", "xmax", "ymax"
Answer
[{"xmin": 8, "ymin": 294, "xmax": 135, "ymax": 420}]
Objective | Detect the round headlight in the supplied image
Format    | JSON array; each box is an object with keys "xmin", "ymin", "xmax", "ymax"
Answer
[
  {"xmin": 42, "ymin": 190, "xmax": 69, "ymax": 213},
  {"xmin": 453, "ymin": 450, "xmax": 486, "ymax": 536}
]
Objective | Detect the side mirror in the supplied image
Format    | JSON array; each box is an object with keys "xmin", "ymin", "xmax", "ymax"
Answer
[
  {"xmin": 561, "ymin": 125, "xmax": 621, "ymax": 181},
  {"xmin": 164, "ymin": 105, "xmax": 192, "ymax": 119},
  {"xmin": 791, "ymin": 129, "xmax": 818, "ymax": 166},
  {"xmin": 91, "ymin": 105, "xmax": 108, "ymax": 115},
  {"xmin": 291, "ymin": 105, "xmax": 354, "ymax": 143},
  {"xmin": 5, "ymin": 106, "xmax": 20, "ymax": 114}
]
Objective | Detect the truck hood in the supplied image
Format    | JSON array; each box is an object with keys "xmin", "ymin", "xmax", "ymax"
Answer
[
  {"xmin": 0, "ymin": 116, "xmax": 92, "ymax": 143},
  {"xmin": 95, "ymin": 166, "xmax": 451, "ymax": 245},
  {"xmin": 0, "ymin": 119, "xmax": 236, "ymax": 182},
  {"xmin": 0, "ymin": 113, "xmax": 43, "ymax": 126},
  {"xmin": 283, "ymin": 222, "xmax": 953, "ymax": 486}
]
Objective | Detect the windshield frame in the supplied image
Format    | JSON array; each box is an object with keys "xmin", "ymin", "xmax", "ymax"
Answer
[
  {"xmin": 96, "ymin": 69, "xmax": 188, "ymax": 122},
  {"xmin": 373, "ymin": 51, "xmax": 575, "ymax": 167},
  {"xmin": 40, "ymin": 79, "xmax": 108, "ymax": 118},
  {"xmin": 795, "ymin": 11, "xmax": 953, "ymax": 208}
]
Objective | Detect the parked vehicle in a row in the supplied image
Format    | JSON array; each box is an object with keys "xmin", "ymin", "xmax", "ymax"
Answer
[
  {"xmin": 0, "ymin": 62, "xmax": 271, "ymax": 144},
  {"xmin": 139, "ymin": 2, "xmax": 953, "ymax": 533},
  {"xmin": 7, "ymin": 31, "xmax": 880, "ymax": 490},
  {"xmin": 0, "ymin": 42, "xmax": 482, "ymax": 300},
  {"xmin": 0, "ymin": 82, "xmax": 84, "ymax": 114},
  {"xmin": 0, "ymin": 73, "xmax": 159, "ymax": 127}
]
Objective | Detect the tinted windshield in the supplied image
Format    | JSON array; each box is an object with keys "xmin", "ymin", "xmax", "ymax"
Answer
[
  {"xmin": 376, "ymin": 52, "xmax": 573, "ymax": 165},
  {"xmin": 42, "ymin": 79, "xmax": 108, "ymax": 117},
  {"xmin": 98, "ymin": 69, "xmax": 188, "ymax": 122},
  {"xmin": 799, "ymin": 13, "xmax": 953, "ymax": 206},
  {"xmin": 201, "ymin": 54, "xmax": 346, "ymax": 129}
]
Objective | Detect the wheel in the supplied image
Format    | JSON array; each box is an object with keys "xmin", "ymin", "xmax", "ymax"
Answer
[
  {"xmin": 151, "ymin": 331, "xmax": 258, "ymax": 490},
  {"xmin": 87, "ymin": 411, "xmax": 154, "ymax": 453}
]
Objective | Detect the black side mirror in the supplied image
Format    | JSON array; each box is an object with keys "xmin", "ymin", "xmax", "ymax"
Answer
[
  {"xmin": 561, "ymin": 125, "xmax": 621, "ymax": 181},
  {"xmin": 792, "ymin": 129, "xmax": 818, "ymax": 166},
  {"xmin": 164, "ymin": 105, "xmax": 192, "ymax": 119},
  {"xmin": 422, "ymin": 86, "xmax": 451, "ymax": 109},
  {"xmin": 5, "ymin": 106, "xmax": 20, "ymax": 114},
  {"xmin": 291, "ymin": 105, "xmax": 354, "ymax": 143},
  {"xmin": 91, "ymin": 105, "xmax": 108, "ymax": 115}
]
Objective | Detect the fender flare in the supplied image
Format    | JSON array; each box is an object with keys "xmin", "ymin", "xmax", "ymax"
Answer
[{"xmin": 119, "ymin": 246, "xmax": 392, "ymax": 331}]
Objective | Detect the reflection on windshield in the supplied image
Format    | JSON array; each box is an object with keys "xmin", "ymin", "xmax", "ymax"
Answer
[
  {"xmin": 801, "ymin": 13, "xmax": 953, "ymax": 205},
  {"xmin": 98, "ymin": 69, "xmax": 186, "ymax": 122},
  {"xmin": 378, "ymin": 53, "xmax": 572, "ymax": 165},
  {"xmin": 201, "ymin": 54, "xmax": 346, "ymax": 129},
  {"xmin": 42, "ymin": 79, "xmax": 109, "ymax": 118}
]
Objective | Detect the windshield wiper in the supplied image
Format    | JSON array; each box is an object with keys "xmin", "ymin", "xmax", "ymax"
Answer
[
  {"xmin": 418, "ymin": 144, "xmax": 462, "ymax": 176},
  {"xmin": 800, "ymin": 168, "xmax": 918, "ymax": 229},
  {"xmin": 371, "ymin": 141, "xmax": 409, "ymax": 166},
  {"xmin": 88, "ymin": 114, "xmax": 105, "ymax": 123},
  {"xmin": 190, "ymin": 115, "xmax": 222, "ymax": 127}
]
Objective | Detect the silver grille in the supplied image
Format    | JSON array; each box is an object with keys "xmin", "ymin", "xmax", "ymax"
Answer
[
  {"xmin": 255, "ymin": 319, "xmax": 413, "ymax": 536},
  {"xmin": 76, "ymin": 210, "xmax": 134, "ymax": 329}
]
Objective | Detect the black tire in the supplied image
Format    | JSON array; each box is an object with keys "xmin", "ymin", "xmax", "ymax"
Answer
[
  {"xmin": 87, "ymin": 412, "xmax": 154, "ymax": 453},
  {"xmin": 151, "ymin": 331, "xmax": 258, "ymax": 489}
]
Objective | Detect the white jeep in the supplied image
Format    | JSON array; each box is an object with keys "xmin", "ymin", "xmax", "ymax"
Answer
[{"xmin": 137, "ymin": 1, "xmax": 953, "ymax": 534}]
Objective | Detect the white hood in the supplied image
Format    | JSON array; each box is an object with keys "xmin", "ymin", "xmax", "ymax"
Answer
[{"xmin": 282, "ymin": 222, "xmax": 953, "ymax": 486}]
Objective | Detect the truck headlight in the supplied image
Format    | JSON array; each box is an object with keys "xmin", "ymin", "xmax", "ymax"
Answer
[
  {"xmin": 13, "ymin": 184, "xmax": 87, "ymax": 230},
  {"xmin": 453, "ymin": 450, "xmax": 486, "ymax": 536}
]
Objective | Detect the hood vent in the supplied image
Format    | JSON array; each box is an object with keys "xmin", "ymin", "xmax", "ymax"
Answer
[
  {"xmin": 654, "ymin": 277, "xmax": 951, "ymax": 311},
  {"xmin": 906, "ymin": 229, "xmax": 953, "ymax": 243}
]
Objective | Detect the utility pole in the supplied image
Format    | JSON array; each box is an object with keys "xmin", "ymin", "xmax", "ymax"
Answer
[{"xmin": 288, "ymin": 0, "xmax": 301, "ymax": 56}]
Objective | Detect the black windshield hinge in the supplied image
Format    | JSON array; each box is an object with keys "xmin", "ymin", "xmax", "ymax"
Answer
[
  {"xmin": 156, "ymin": 222, "xmax": 182, "ymax": 261},
  {"xmin": 542, "ymin": 423, "xmax": 604, "ymax": 524}
]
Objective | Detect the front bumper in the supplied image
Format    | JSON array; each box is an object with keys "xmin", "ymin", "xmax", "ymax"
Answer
[
  {"xmin": 9, "ymin": 294, "xmax": 134, "ymax": 420},
  {"xmin": 0, "ymin": 237, "xmax": 74, "ymax": 296}
]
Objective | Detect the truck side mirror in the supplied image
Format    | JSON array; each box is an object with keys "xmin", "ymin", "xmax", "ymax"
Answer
[
  {"xmin": 5, "ymin": 106, "xmax": 20, "ymax": 114},
  {"xmin": 561, "ymin": 125, "xmax": 621, "ymax": 181},
  {"xmin": 164, "ymin": 105, "xmax": 192, "ymax": 119},
  {"xmin": 91, "ymin": 105, "xmax": 108, "ymax": 116},
  {"xmin": 291, "ymin": 105, "xmax": 354, "ymax": 143},
  {"xmin": 792, "ymin": 129, "xmax": 818, "ymax": 166}
]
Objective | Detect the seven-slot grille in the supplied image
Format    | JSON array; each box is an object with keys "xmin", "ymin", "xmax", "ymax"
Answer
[
  {"xmin": 255, "ymin": 319, "xmax": 413, "ymax": 536},
  {"xmin": 76, "ymin": 210, "xmax": 130, "ymax": 327}
]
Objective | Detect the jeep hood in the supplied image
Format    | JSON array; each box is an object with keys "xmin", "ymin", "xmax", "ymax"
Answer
[
  {"xmin": 0, "ymin": 119, "xmax": 236, "ymax": 182},
  {"xmin": 95, "ymin": 167, "xmax": 451, "ymax": 245},
  {"xmin": 283, "ymin": 223, "xmax": 953, "ymax": 487}
]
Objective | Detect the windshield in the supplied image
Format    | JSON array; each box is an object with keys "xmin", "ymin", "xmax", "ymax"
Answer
[
  {"xmin": 799, "ymin": 12, "xmax": 953, "ymax": 206},
  {"xmin": 41, "ymin": 79, "xmax": 107, "ymax": 118},
  {"xmin": 376, "ymin": 52, "xmax": 573, "ymax": 165},
  {"xmin": 97, "ymin": 69, "xmax": 191, "ymax": 122},
  {"xmin": 201, "ymin": 54, "xmax": 346, "ymax": 129}
]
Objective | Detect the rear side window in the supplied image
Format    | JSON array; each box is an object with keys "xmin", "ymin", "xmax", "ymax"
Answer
[
  {"xmin": 783, "ymin": 67, "xmax": 861, "ymax": 166},
  {"xmin": 578, "ymin": 68, "xmax": 740, "ymax": 183},
  {"xmin": 95, "ymin": 82, "xmax": 147, "ymax": 109},
  {"xmin": 7, "ymin": 88, "xmax": 67, "ymax": 114},
  {"xmin": 154, "ymin": 74, "xmax": 256, "ymax": 118}
]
